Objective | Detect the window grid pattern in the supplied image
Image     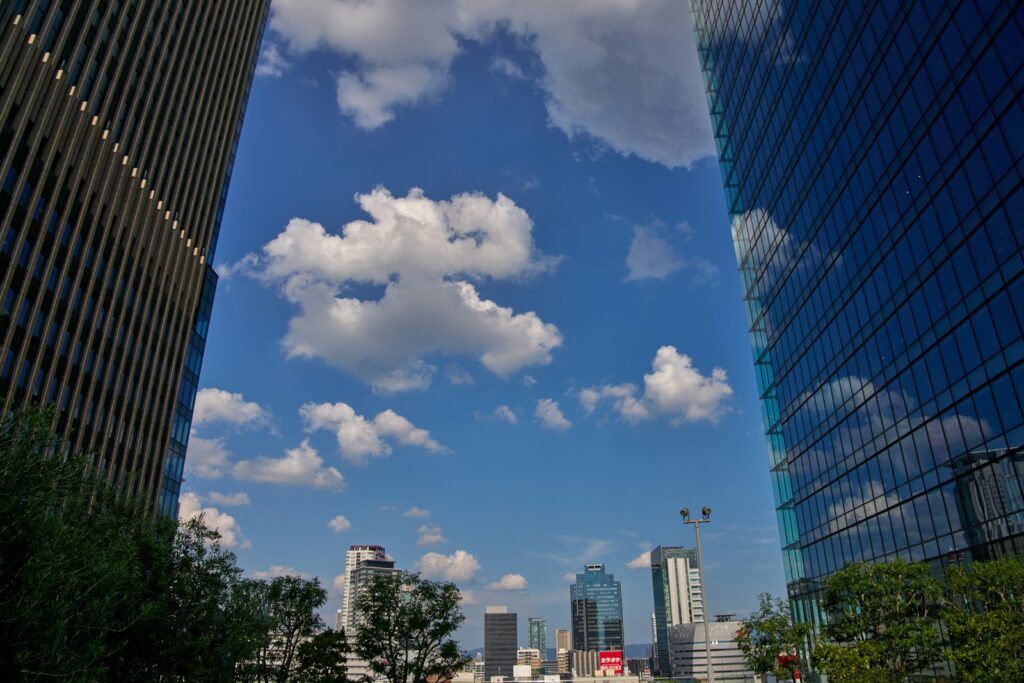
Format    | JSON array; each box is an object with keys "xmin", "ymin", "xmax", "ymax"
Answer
[
  {"xmin": 0, "ymin": 0, "xmax": 269, "ymax": 513},
  {"xmin": 692, "ymin": 0, "xmax": 1024, "ymax": 631}
]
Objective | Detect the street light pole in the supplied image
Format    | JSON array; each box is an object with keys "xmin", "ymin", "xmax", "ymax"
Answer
[{"xmin": 681, "ymin": 507, "xmax": 714, "ymax": 683}]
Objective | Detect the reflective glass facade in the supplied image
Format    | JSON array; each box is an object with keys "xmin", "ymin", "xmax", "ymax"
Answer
[
  {"xmin": 0, "ymin": 1, "xmax": 268, "ymax": 513},
  {"xmin": 691, "ymin": 0, "xmax": 1024, "ymax": 632},
  {"xmin": 570, "ymin": 564, "xmax": 624, "ymax": 651}
]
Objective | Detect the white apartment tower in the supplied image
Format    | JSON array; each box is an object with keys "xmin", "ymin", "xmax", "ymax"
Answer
[
  {"xmin": 337, "ymin": 545, "xmax": 387, "ymax": 631},
  {"xmin": 650, "ymin": 546, "xmax": 703, "ymax": 675}
]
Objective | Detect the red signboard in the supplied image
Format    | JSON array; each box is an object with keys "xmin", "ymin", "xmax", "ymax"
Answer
[{"xmin": 599, "ymin": 651, "xmax": 623, "ymax": 675}]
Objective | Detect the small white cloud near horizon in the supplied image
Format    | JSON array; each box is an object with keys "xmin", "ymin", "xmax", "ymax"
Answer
[
  {"xmin": 328, "ymin": 515, "xmax": 352, "ymax": 532},
  {"xmin": 232, "ymin": 440, "xmax": 345, "ymax": 490},
  {"xmin": 208, "ymin": 492, "xmax": 250, "ymax": 507},
  {"xmin": 626, "ymin": 551, "xmax": 652, "ymax": 569},
  {"xmin": 417, "ymin": 524, "xmax": 448, "ymax": 547},
  {"xmin": 561, "ymin": 572, "xmax": 576, "ymax": 582},
  {"xmin": 193, "ymin": 388, "xmax": 271, "ymax": 428},
  {"xmin": 251, "ymin": 565, "xmax": 308, "ymax": 580},
  {"xmin": 485, "ymin": 574, "xmax": 528, "ymax": 591},
  {"xmin": 419, "ymin": 550, "xmax": 481, "ymax": 582},
  {"xmin": 403, "ymin": 506, "xmax": 431, "ymax": 518},
  {"xmin": 178, "ymin": 492, "xmax": 250, "ymax": 550},
  {"xmin": 580, "ymin": 346, "xmax": 733, "ymax": 425},
  {"xmin": 332, "ymin": 574, "xmax": 346, "ymax": 594},
  {"xmin": 301, "ymin": 401, "xmax": 448, "ymax": 465},
  {"xmin": 536, "ymin": 398, "xmax": 571, "ymax": 430}
]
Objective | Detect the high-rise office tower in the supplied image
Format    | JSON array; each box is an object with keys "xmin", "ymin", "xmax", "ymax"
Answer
[
  {"xmin": 528, "ymin": 617, "xmax": 547, "ymax": 658},
  {"xmin": 555, "ymin": 628, "xmax": 571, "ymax": 652},
  {"xmin": 338, "ymin": 545, "xmax": 387, "ymax": 632},
  {"xmin": 0, "ymin": 1, "xmax": 269, "ymax": 514},
  {"xmin": 691, "ymin": 0, "xmax": 1024, "ymax": 629},
  {"xmin": 570, "ymin": 563, "xmax": 624, "ymax": 652},
  {"xmin": 650, "ymin": 546, "xmax": 703, "ymax": 675},
  {"xmin": 484, "ymin": 606, "xmax": 517, "ymax": 681}
]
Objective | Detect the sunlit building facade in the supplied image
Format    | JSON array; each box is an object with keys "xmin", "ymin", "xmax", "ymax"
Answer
[
  {"xmin": 570, "ymin": 564, "xmax": 624, "ymax": 652},
  {"xmin": 0, "ymin": 1, "xmax": 268, "ymax": 514},
  {"xmin": 692, "ymin": 0, "xmax": 1024, "ymax": 634}
]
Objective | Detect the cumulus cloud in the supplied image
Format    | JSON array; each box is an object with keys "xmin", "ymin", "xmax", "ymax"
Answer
[
  {"xmin": 459, "ymin": 589, "xmax": 477, "ymax": 606},
  {"xmin": 266, "ymin": 0, "xmax": 714, "ymax": 167},
  {"xmin": 178, "ymin": 492, "xmax": 250, "ymax": 549},
  {"xmin": 185, "ymin": 433, "xmax": 232, "ymax": 479},
  {"xmin": 561, "ymin": 572, "xmax": 576, "ymax": 582},
  {"xmin": 193, "ymin": 388, "xmax": 270, "ymax": 428},
  {"xmin": 301, "ymin": 401, "xmax": 447, "ymax": 465},
  {"xmin": 232, "ymin": 440, "xmax": 345, "ymax": 490},
  {"xmin": 251, "ymin": 565, "xmax": 308, "ymax": 580},
  {"xmin": 536, "ymin": 398, "xmax": 571, "ymax": 430},
  {"xmin": 486, "ymin": 574, "xmax": 528, "ymax": 591},
  {"xmin": 235, "ymin": 188, "xmax": 561, "ymax": 391},
  {"xmin": 581, "ymin": 346, "xmax": 733, "ymax": 425},
  {"xmin": 494, "ymin": 405, "xmax": 518, "ymax": 425},
  {"xmin": 417, "ymin": 524, "xmax": 448, "ymax": 547},
  {"xmin": 419, "ymin": 550, "xmax": 481, "ymax": 582},
  {"xmin": 329, "ymin": 515, "xmax": 353, "ymax": 532},
  {"xmin": 626, "ymin": 551, "xmax": 652, "ymax": 569},
  {"xmin": 333, "ymin": 574, "xmax": 347, "ymax": 593},
  {"xmin": 491, "ymin": 56, "xmax": 526, "ymax": 80},
  {"xmin": 256, "ymin": 41, "xmax": 292, "ymax": 77},
  {"xmin": 403, "ymin": 506, "xmax": 431, "ymax": 518},
  {"xmin": 208, "ymin": 492, "xmax": 250, "ymax": 507},
  {"xmin": 625, "ymin": 224, "xmax": 719, "ymax": 284}
]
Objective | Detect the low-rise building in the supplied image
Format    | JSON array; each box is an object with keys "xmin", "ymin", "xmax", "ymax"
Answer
[{"xmin": 666, "ymin": 621, "xmax": 754, "ymax": 681}]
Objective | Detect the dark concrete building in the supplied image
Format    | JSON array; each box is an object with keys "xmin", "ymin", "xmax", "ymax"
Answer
[
  {"xmin": 0, "ymin": 1, "xmax": 269, "ymax": 514},
  {"xmin": 484, "ymin": 606, "xmax": 517, "ymax": 681},
  {"xmin": 692, "ymin": 0, "xmax": 1024, "ymax": 635}
]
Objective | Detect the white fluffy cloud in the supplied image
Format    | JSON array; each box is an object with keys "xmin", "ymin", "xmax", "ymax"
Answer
[
  {"xmin": 485, "ymin": 574, "xmax": 528, "ymax": 591},
  {"xmin": 626, "ymin": 551, "xmax": 652, "ymax": 569},
  {"xmin": 561, "ymin": 572, "xmax": 576, "ymax": 582},
  {"xmin": 536, "ymin": 398, "xmax": 571, "ymax": 430},
  {"xmin": 208, "ymin": 492, "xmax": 250, "ymax": 507},
  {"xmin": 236, "ymin": 188, "xmax": 561, "ymax": 391},
  {"xmin": 232, "ymin": 440, "xmax": 345, "ymax": 490},
  {"xmin": 328, "ymin": 515, "xmax": 352, "ymax": 532},
  {"xmin": 625, "ymin": 224, "xmax": 719, "ymax": 284},
  {"xmin": 178, "ymin": 492, "xmax": 250, "ymax": 549},
  {"xmin": 419, "ymin": 550, "xmax": 481, "ymax": 582},
  {"xmin": 267, "ymin": 0, "xmax": 714, "ymax": 167},
  {"xmin": 581, "ymin": 346, "xmax": 733, "ymax": 425},
  {"xmin": 403, "ymin": 506, "xmax": 430, "ymax": 518},
  {"xmin": 417, "ymin": 524, "xmax": 448, "ymax": 547},
  {"xmin": 333, "ymin": 574, "xmax": 347, "ymax": 593},
  {"xmin": 251, "ymin": 565, "xmax": 308, "ymax": 580},
  {"xmin": 301, "ymin": 401, "xmax": 447, "ymax": 465},
  {"xmin": 193, "ymin": 388, "xmax": 270, "ymax": 427},
  {"xmin": 184, "ymin": 433, "xmax": 232, "ymax": 479},
  {"xmin": 494, "ymin": 405, "xmax": 518, "ymax": 425}
]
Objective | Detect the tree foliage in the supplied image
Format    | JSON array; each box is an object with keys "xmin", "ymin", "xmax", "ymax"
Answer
[
  {"xmin": 352, "ymin": 571, "xmax": 470, "ymax": 683},
  {"xmin": 244, "ymin": 575, "xmax": 328, "ymax": 682},
  {"xmin": 735, "ymin": 592, "xmax": 809, "ymax": 681},
  {"xmin": 0, "ymin": 409, "xmax": 325, "ymax": 681},
  {"xmin": 815, "ymin": 560, "xmax": 944, "ymax": 682},
  {"xmin": 942, "ymin": 557, "xmax": 1024, "ymax": 682},
  {"xmin": 295, "ymin": 629, "xmax": 350, "ymax": 683}
]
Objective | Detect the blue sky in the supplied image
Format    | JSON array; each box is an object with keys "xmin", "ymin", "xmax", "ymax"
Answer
[{"xmin": 179, "ymin": 0, "xmax": 785, "ymax": 649}]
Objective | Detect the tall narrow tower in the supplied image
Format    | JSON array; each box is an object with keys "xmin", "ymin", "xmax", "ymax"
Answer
[
  {"xmin": 0, "ymin": 1, "xmax": 269, "ymax": 514},
  {"xmin": 338, "ymin": 544, "xmax": 388, "ymax": 632}
]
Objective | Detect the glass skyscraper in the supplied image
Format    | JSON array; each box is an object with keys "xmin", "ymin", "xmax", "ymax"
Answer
[
  {"xmin": 650, "ymin": 546, "xmax": 703, "ymax": 675},
  {"xmin": 570, "ymin": 563, "xmax": 625, "ymax": 652},
  {"xmin": 0, "ymin": 1, "xmax": 268, "ymax": 514},
  {"xmin": 692, "ymin": 0, "xmax": 1024, "ymax": 633},
  {"xmin": 528, "ymin": 616, "xmax": 547, "ymax": 658}
]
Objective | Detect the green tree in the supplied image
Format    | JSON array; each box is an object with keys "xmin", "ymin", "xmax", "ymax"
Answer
[
  {"xmin": 735, "ymin": 593, "xmax": 809, "ymax": 681},
  {"xmin": 943, "ymin": 557, "xmax": 1024, "ymax": 682},
  {"xmin": 245, "ymin": 575, "xmax": 328, "ymax": 682},
  {"xmin": 0, "ymin": 408, "xmax": 274, "ymax": 680},
  {"xmin": 352, "ymin": 571, "xmax": 470, "ymax": 683},
  {"xmin": 815, "ymin": 560, "xmax": 944, "ymax": 682},
  {"xmin": 295, "ymin": 629, "xmax": 350, "ymax": 682}
]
